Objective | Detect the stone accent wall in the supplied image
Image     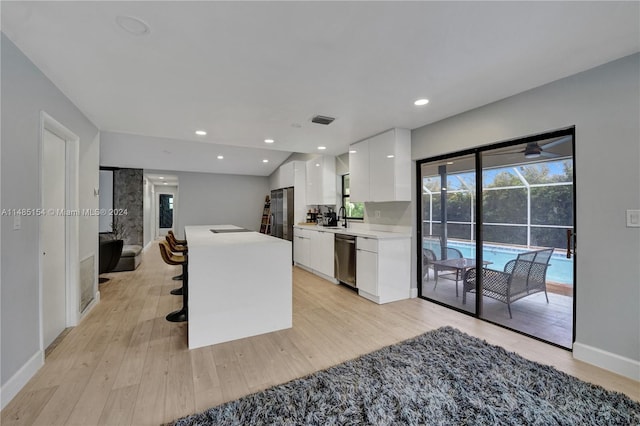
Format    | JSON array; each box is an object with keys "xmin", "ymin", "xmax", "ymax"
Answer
[{"xmin": 113, "ymin": 168, "xmax": 143, "ymax": 246}]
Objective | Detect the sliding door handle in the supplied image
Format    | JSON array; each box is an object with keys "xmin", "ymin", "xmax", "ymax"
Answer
[{"xmin": 566, "ymin": 229, "xmax": 576, "ymax": 259}]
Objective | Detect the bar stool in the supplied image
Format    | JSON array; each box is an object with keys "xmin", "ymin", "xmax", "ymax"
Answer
[
  {"xmin": 168, "ymin": 230, "xmax": 187, "ymax": 245},
  {"xmin": 159, "ymin": 240, "xmax": 188, "ymax": 322},
  {"xmin": 167, "ymin": 232, "xmax": 187, "ymax": 281},
  {"xmin": 166, "ymin": 235, "xmax": 188, "ymax": 288}
]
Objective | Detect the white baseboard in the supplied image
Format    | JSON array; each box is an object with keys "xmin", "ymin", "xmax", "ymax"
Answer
[
  {"xmin": 1, "ymin": 350, "xmax": 44, "ymax": 410},
  {"xmin": 573, "ymin": 342, "xmax": 640, "ymax": 381}
]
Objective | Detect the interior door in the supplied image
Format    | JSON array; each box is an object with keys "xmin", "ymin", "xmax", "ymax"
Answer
[{"xmin": 42, "ymin": 129, "xmax": 67, "ymax": 349}]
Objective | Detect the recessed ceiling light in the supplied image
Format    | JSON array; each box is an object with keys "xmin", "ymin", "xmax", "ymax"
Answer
[
  {"xmin": 414, "ymin": 98, "xmax": 429, "ymax": 106},
  {"xmin": 387, "ymin": 155, "xmax": 395, "ymax": 158},
  {"xmin": 116, "ymin": 15, "xmax": 151, "ymax": 36},
  {"xmin": 315, "ymin": 163, "xmax": 320, "ymax": 167},
  {"xmin": 263, "ymin": 159, "xmax": 269, "ymax": 163},
  {"xmin": 217, "ymin": 155, "xmax": 224, "ymax": 160},
  {"xmin": 349, "ymin": 150, "xmax": 357, "ymax": 154},
  {"xmin": 264, "ymin": 139, "xmax": 274, "ymax": 144},
  {"xmin": 195, "ymin": 130, "xmax": 207, "ymax": 136},
  {"xmin": 446, "ymin": 161, "xmax": 454, "ymax": 165},
  {"xmin": 163, "ymin": 182, "xmax": 168, "ymax": 185},
  {"xmin": 318, "ymin": 146, "xmax": 326, "ymax": 150},
  {"xmin": 159, "ymin": 176, "xmax": 164, "ymax": 179}
]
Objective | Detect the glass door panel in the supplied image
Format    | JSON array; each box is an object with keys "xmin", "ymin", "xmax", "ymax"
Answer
[
  {"xmin": 479, "ymin": 135, "xmax": 575, "ymax": 348},
  {"xmin": 420, "ymin": 154, "xmax": 476, "ymax": 314}
]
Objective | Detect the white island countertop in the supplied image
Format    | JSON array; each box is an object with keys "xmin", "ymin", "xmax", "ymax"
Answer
[{"xmin": 185, "ymin": 225, "xmax": 292, "ymax": 349}]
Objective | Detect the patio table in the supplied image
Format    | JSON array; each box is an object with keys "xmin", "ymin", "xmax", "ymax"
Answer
[{"xmin": 431, "ymin": 258, "xmax": 492, "ymax": 298}]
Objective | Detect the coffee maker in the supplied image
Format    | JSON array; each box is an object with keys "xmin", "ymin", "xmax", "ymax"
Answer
[{"xmin": 322, "ymin": 211, "xmax": 338, "ymax": 227}]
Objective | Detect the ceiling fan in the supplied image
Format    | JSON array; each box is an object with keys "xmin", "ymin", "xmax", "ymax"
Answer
[{"xmin": 491, "ymin": 135, "xmax": 572, "ymax": 159}]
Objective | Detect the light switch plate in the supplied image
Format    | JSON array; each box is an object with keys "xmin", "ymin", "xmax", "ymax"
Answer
[{"xmin": 626, "ymin": 209, "xmax": 640, "ymax": 227}]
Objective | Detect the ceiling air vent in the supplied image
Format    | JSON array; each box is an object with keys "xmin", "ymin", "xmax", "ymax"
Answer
[{"xmin": 311, "ymin": 115, "xmax": 335, "ymax": 125}]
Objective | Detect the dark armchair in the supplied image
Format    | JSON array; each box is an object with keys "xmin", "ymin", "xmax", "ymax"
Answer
[{"xmin": 99, "ymin": 239, "xmax": 124, "ymax": 282}]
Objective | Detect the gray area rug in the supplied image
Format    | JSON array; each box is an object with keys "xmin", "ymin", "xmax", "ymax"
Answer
[{"xmin": 171, "ymin": 327, "xmax": 640, "ymax": 425}]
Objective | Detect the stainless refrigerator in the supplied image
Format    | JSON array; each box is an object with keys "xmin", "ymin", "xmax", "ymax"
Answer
[{"xmin": 270, "ymin": 187, "xmax": 294, "ymax": 241}]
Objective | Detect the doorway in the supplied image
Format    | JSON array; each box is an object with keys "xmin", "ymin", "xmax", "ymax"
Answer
[
  {"xmin": 155, "ymin": 187, "xmax": 177, "ymax": 239},
  {"xmin": 418, "ymin": 128, "xmax": 576, "ymax": 349},
  {"xmin": 40, "ymin": 112, "xmax": 80, "ymax": 351}
]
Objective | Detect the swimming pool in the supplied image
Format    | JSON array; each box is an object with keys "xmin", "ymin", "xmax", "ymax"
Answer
[{"xmin": 424, "ymin": 239, "xmax": 573, "ymax": 285}]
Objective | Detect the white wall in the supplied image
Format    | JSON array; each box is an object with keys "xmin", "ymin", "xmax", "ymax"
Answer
[
  {"xmin": 143, "ymin": 177, "xmax": 154, "ymax": 248},
  {"xmin": 1, "ymin": 34, "xmax": 100, "ymax": 406},
  {"xmin": 146, "ymin": 170, "xmax": 270, "ymax": 239},
  {"xmin": 412, "ymin": 53, "xmax": 640, "ymax": 378}
]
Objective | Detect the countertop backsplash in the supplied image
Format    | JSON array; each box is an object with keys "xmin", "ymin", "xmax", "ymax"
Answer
[{"xmin": 363, "ymin": 201, "xmax": 412, "ymax": 227}]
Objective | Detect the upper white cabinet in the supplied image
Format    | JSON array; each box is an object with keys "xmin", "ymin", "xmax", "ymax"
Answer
[
  {"xmin": 349, "ymin": 128, "xmax": 411, "ymax": 202},
  {"xmin": 306, "ymin": 156, "xmax": 337, "ymax": 205},
  {"xmin": 277, "ymin": 161, "xmax": 295, "ymax": 189},
  {"xmin": 349, "ymin": 139, "xmax": 370, "ymax": 202}
]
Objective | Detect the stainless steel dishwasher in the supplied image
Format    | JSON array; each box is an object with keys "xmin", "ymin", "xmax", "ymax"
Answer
[{"xmin": 334, "ymin": 234, "xmax": 356, "ymax": 288}]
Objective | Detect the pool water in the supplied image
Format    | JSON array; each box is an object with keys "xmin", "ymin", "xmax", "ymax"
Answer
[{"xmin": 424, "ymin": 240, "xmax": 573, "ymax": 285}]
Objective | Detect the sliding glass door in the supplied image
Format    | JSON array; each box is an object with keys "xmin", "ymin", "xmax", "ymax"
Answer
[
  {"xmin": 418, "ymin": 130, "xmax": 575, "ymax": 349},
  {"xmin": 420, "ymin": 153, "xmax": 477, "ymax": 314}
]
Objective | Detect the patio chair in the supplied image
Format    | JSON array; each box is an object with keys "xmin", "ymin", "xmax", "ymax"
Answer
[
  {"xmin": 424, "ymin": 246, "xmax": 465, "ymax": 295},
  {"xmin": 423, "ymin": 248, "xmax": 436, "ymax": 281},
  {"xmin": 463, "ymin": 248, "xmax": 554, "ymax": 318}
]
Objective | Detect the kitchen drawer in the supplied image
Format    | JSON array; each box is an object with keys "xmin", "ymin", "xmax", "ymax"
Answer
[{"xmin": 357, "ymin": 236, "xmax": 378, "ymax": 253}]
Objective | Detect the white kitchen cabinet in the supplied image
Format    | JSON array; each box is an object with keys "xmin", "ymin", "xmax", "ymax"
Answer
[
  {"xmin": 293, "ymin": 161, "xmax": 307, "ymax": 224},
  {"xmin": 308, "ymin": 229, "xmax": 334, "ymax": 278},
  {"xmin": 356, "ymin": 236, "xmax": 410, "ymax": 304},
  {"xmin": 348, "ymin": 140, "xmax": 370, "ymax": 202},
  {"xmin": 293, "ymin": 228, "xmax": 311, "ymax": 267},
  {"xmin": 306, "ymin": 156, "xmax": 336, "ymax": 205},
  {"xmin": 278, "ymin": 161, "xmax": 295, "ymax": 189},
  {"xmin": 356, "ymin": 239, "xmax": 377, "ymax": 295},
  {"xmin": 348, "ymin": 128, "xmax": 411, "ymax": 202}
]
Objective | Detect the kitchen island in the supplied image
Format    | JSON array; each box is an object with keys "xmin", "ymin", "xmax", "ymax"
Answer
[{"xmin": 185, "ymin": 225, "xmax": 292, "ymax": 349}]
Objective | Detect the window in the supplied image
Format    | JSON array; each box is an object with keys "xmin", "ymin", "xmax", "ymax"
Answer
[{"xmin": 342, "ymin": 174, "xmax": 364, "ymax": 219}]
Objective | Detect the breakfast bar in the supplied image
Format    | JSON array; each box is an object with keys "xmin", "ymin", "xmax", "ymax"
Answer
[{"xmin": 185, "ymin": 225, "xmax": 292, "ymax": 349}]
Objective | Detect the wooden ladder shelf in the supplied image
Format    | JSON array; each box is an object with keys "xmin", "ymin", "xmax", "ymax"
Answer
[{"xmin": 259, "ymin": 195, "xmax": 271, "ymax": 234}]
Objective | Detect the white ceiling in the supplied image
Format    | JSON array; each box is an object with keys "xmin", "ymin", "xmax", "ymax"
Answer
[
  {"xmin": 145, "ymin": 173, "xmax": 178, "ymax": 188},
  {"xmin": 2, "ymin": 1, "xmax": 639, "ymax": 175}
]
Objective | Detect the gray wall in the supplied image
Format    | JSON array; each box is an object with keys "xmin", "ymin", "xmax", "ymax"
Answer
[
  {"xmin": 148, "ymin": 170, "xmax": 270, "ymax": 239},
  {"xmin": 1, "ymin": 35, "xmax": 100, "ymax": 389},
  {"xmin": 412, "ymin": 54, "xmax": 640, "ymax": 365}
]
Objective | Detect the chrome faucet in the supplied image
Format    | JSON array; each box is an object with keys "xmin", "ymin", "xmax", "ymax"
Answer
[{"xmin": 338, "ymin": 206, "xmax": 348, "ymax": 228}]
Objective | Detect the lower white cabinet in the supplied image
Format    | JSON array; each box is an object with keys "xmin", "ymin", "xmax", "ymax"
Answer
[
  {"xmin": 309, "ymin": 230, "xmax": 334, "ymax": 278},
  {"xmin": 293, "ymin": 228, "xmax": 310, "ymax": 266},
  {"xmin": 356, "ymin": 236, "xmax": 410, "ymax": 304},
  {"xmin": 294, "ymin": 227, "xmax": 410, "ymax": 302},
  {"xmin": 294, "ymin": 227, "xmax": 335, "ymax": 279}
]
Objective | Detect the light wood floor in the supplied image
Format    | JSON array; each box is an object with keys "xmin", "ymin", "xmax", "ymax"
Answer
[{"xmin": 2, "ymin": 247, "xmax": 638, "ymax": 426}]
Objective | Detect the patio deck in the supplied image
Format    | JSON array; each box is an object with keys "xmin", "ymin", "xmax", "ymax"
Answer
[{"xmin": 421, "ymin": 272, "xmax": 573, "ymax": 348}]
